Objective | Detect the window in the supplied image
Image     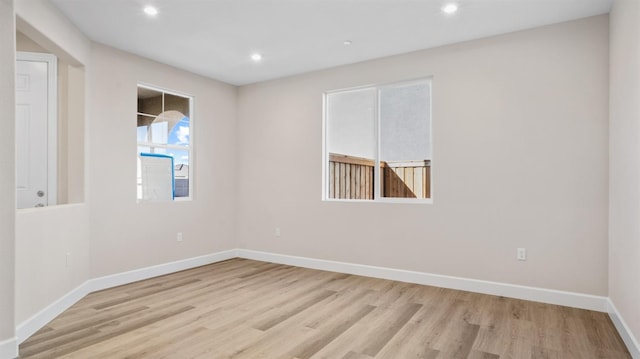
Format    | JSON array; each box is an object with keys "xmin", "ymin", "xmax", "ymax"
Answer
[
  {"xmin": 324, "ymin": 79, "xmax": 432, "ymax": 202},
  {"xmin": 137, "ymin": 85, "xmax": 193, "ymax": 201}
]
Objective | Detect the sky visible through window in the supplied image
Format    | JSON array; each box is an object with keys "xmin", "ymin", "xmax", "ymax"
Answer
[
  {"xmin": 137, "ymin": 116, "xmax": 190, "ymax": 165},
  {"xmin": 168, "ymin": 117, "xmax": 190, "ymax": 165}
]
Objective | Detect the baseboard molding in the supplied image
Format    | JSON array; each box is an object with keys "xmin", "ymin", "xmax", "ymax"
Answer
[
  {"xmin": 16, "ymin": 282, "xmax": 90, "ymax": 344},
  {"xmin": 15, "ymin": 248, "xmax": 629, "ymax": 356},
  {"xmin": 236, "ymin": 249, "xmax": 609, "ymax": 312},
  {"xmin": 87, "ymin": 250, "xmax": 237, "ymax": 293},
  {"xmin": 608, "ymin": 299, "xmax": 640, "ymax": 358},
  {"xmin": 0, "ymin": 337, "xmax": 17, "ymax": 359},
  {"xmin": 16, "ymin": 249, "xmax": 237, "ymax": 344}
]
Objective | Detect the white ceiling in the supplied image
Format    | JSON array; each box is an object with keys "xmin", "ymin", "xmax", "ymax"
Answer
[{"xmin": 51, "ymin": 0, "xmax": 612, "ymax": 86}]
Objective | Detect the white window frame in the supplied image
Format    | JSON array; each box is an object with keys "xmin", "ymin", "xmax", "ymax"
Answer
[
  {"xmin": 137, "ymin": 83, "xmax": 194, "ymax": 202},
  {"xmin": 322, "ymin": 78, "xmax": 433, "ymax": 204}
]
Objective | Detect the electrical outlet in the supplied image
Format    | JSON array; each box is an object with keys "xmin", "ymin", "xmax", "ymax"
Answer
[
  {"xmin": 517, "ymin": 248, "xmax": 527, "ymax": 261},
  {"xmin": 275, "ymin": 227, "xmax": 281, "ymax": 237},
  {"xmin": 177, "ymin": 232, "xmax": 183, "ymax": 242}
]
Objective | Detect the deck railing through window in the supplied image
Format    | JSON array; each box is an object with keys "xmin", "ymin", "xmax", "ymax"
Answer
[{"xmin": 328, "ymin": 153, "xmax": 431, "ymax": 199}]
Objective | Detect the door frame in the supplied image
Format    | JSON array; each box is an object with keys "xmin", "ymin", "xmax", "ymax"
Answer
[{"xmin": 16, "ymin": 51, "xmax": 58, "ymax": 207}]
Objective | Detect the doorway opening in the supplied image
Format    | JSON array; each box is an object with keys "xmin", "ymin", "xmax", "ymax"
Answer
[{"xmin": 16, "ymin": 51, "xmax": 57, "ymax": 209}]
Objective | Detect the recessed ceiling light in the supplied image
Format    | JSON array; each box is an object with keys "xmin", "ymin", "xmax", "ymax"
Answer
[
  {"xmin": 343, "ymin": 40, "xmax": 353, "ymax": 45},
  {"xmin": 143, "ymin": 5, "xmax": 158, "ymax": 16},
  {"xmin": 441, "ymin": 3, "xmax": 459, "ymax": 14},
  {"xmin": 251, "ymin": 53, "xmax": 263, "ymax": 62}
]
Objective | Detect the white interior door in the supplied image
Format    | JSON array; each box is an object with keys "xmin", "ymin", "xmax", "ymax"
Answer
[{"xmin": 16, "ymin": 52, "xmax": 57, "ymax": 209}]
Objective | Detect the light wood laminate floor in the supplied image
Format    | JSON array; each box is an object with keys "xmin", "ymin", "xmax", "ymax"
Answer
[{"xmin": 19, "ymin": 258, "xmax": 630, "ymax": 358}]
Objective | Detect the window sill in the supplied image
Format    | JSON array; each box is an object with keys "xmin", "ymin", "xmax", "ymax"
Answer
[
  {"xmin": 322, "ymin": 198, "xmax": 433, "ymax": 205},
  {"xmin": 136, "ymin": 197, "xmax": 192, "ymax": 204}
]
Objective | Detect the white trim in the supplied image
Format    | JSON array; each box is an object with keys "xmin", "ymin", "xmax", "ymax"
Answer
[
  {"xmin": 236, "ymin": 249, "xmax": 609, "ymax": 312},
  {"xmin": 16, "ymin": 282, "xmax": 90, "ymax": 344},
  {"xmin": 0, "ymin": 337, "xmax": 17, "ymax": 359},
  {"xmin": 46, "ymin": 53, "xmax": 57, "ymax": 206},
  {"xmin": 321, "ymin": 92, "xmax": 327, "ymax": 201},
  {"xmin": 375, "ymin": 86, "xmax": 381, "ymax": 200},
  {"xmin": 16, "ymin": 250, "xmax": 237, "ymax": 344},
  {"xmin": 607, "ymin": 299, "xmax": 640, "ymax": 358},
  {"xmin": 88, "ymin": 250, "xmax": 236, "ymax": 293},
  {"xmin": 322, "ymin": 198, "xmax": 434, "ymax": 205},
  {"xmin": 16, "ymin": 248, "xmax": 634, "ymax": 356}
]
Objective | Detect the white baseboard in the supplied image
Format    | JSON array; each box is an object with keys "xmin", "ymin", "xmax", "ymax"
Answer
[
  {"xmin": 16, "ymin": 283, "xmax": 90, "ymax": 344},
  {"xmin": 16, "ymin": 248, "xmax": 632, "ymax": 356},
  {"xmin": 16, "ymin": 249, "xmax": 237, "ymax": 344},
  {"xmin": 236, "ymin": 249, "xmax": 609, "ymax": 312},
  {"xmin": 87, "ymin": 250, "xmax": 237, "ymax": 293},
  {"xmin": 0, "ymin": 337, "xmax": 17, "ymax": 359},
  {"xmin": 608, "ymin": 299, "xmax": 640, "ymax": 358}
]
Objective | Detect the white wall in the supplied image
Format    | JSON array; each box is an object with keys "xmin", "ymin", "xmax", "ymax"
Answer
[
  {"xmin": 88, "ymin": 44, "xmax": 237, "ymax": 278},
  {"xmin": 236, "ymin": 15, "xmax": 610, "ymax": 295},
  {"xmin": 0, "ymin": 0, "xmax": 17, "ymax": 357},
  {"xmin": 12, "ymin": 0, "xmax": 93, "ymax": 338},
  {"xmin": 10, "ymin": 0, "xmax": 238, "ymax": 340},
  {"xmin": 15, "ymin": 0, "xmax": 90, "ymax": 67},
  {"xmin": 15, "ymin": 205, "xmax": 90, "ymax": 324},
  {"xmin": 5, "ymin": 3, "xmax": 633, "ymax": 355},
  {"xmin": 609, "ymin": 0, "xmax": 640, "ymax": 349}
]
